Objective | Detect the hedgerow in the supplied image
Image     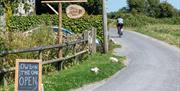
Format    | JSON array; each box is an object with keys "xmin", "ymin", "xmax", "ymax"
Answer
[{"xmin": 10, "ymin": 14, "xmax": 103, "ymax": 40}]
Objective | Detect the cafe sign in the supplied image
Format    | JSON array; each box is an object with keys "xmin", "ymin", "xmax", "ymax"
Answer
[
  {"xmin": 15, "ymin": 59, "xmax": 42, "ymax": 91},
  {"xmin": 66, "ymin": 4, "xmax": 85, "ymax": 19}
]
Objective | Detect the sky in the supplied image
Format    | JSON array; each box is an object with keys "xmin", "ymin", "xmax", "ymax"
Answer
[{"xmin": 107, "ymin": 0, "xmax": 180, "ymax": 12}]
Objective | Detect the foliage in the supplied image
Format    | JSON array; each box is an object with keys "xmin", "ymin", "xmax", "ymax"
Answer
[
  {"xmin": 108, "ymin": 13, "xmax": 180, "ymax": 27},
  {"xmin": 146, "ymin": 0, "xmax": 160, "ymax": 17},
  {"xmin": 127, "ymin": 0, "xmax": 148, "ymax": 13},
  {"xmin": 10, "ymin": 14, "xmax": 103, "ymax": 40},
  {"xmin": 159, "ymin": 2, "xmax": 177, "ymax": 18},
  {"xmin": 0, "ymin": 0, "xmax": 19, "ymax": 31},
  {"xmin": 0, "ymin": 35, "xmax": 6, "ymax": 51},
  {"xmin": 0, "ymin": 5, "xmax": 4, "ymax": 15},
  {"xmin": 23, "ymin": 3, "xmax": 31, "ymax": 14},
  {"xmin": 80, "ymin": 0, "xmax": 102, "ymax": 15},
  {"xmin": 5, "ymin": 5, "xmax": 12, "ymax": 31},
  {"xmin": 126, "ymin": 0, "xmax": 178, "ymax": 18},
  {"xmin": 0, "ymin": 26, "xmax": 55, "ymax": 69}
]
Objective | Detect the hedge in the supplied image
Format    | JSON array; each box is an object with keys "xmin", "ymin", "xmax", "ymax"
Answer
[
  {"xmin": 10, "ymin": 14, "xmax": 103, "ymax": 40},
  {"xmin": 110, "ymin": 13, "xmax": 180, "ymax": 27}
]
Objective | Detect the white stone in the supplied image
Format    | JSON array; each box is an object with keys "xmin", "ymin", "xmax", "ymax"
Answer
[
  {"xmin": 110, "ymin": 57, "xmax": 119, "ymax": 63},
  {"xmin": 91, "ymin": 67, "xmax": 100, "ymax": 74}
]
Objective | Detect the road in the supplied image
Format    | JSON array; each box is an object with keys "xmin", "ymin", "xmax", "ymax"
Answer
[{"xmin": 74, "ymin": 28, "xmax": 180, "ymax": 91}]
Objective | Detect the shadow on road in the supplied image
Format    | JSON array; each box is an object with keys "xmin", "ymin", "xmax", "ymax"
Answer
[{"xmin": 109, "ymin": 36, "xmax": 120, "ymax": 38}]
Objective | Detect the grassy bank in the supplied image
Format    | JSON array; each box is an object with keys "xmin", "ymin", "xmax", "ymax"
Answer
[
  {"xmin": 134, "ymin": 24, "xmax": 180, "ymax": 47},
  {"xmin": 40, "ymin": 41, "xmax": 124, "ymax": 91},
  {"xmin": 43, "ymin": 53, "xmax": 125, "ymax": 91},
  {"xmin": 1, "ymin": 41, "xmax": 125, "ymax": 91},
  {"xmin": 6, "ymin": 54, "xmax": 125, "ymax": 91}
]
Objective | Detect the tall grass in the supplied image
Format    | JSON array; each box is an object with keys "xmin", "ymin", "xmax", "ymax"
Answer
[
  {"xmin": 108, "ymin": 14, "xmax": 180, "ymax": 47},
  {"xmin": 0, "ymin": 26, "xmax": 56, "ymax": 86}
]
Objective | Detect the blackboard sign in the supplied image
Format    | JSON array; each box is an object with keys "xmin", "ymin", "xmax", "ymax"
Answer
[{"xmin": 15, "ymin": 59, "xmax": 42, "ymax": 91}]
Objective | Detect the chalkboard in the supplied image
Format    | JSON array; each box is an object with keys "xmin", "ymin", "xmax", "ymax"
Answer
[{"xmin": 15, "ymin": 59, "xmax": 42, "ymax": 91}]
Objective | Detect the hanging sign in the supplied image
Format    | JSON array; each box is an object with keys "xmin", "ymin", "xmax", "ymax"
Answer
[{"xmin": 66, "ymin": 4, "xmax": 85, "ymax": 19}]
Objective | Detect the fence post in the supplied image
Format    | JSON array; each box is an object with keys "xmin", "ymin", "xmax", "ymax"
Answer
[
  {"xmin": 39, "ymin": 51, "xmax": 43, "ymax": 59},
  {"xmin": 83, "ymin": 30, "xmax": 90, "ymax": 52},
  {"xmin": 3, "ymin": 75, "xmax": 8, "ymax": 91},
  {"xmin": 92, "ymin": 27, "xmax": 96, "ymax": 53},
  {"xmin": 2, "ymin": 58, "xmax": 8, "ymax": 91}
]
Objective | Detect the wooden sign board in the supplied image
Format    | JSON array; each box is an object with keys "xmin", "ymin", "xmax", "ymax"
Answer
[
  {"xmin": 66, "ymin": 4, "xmax": 85, "ymax": 19},
  {"xmin": 41, "ymin": 0, "xmax": 87, "ymax": 3},
  {"xmin": 15, "ymin": 59, "xmax": 42, "ymax": 91}
]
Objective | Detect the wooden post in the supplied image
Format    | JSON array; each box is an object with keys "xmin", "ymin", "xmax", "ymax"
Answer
[
  {"xmin": 92, "ymin": 27, "xmax": 96, "ymax": 53},
  {"xmin": 84, "ymin": 31, "xmax": 92, "ymax": 52},
  {"xmin": 39, "ymin": 51, "xmax": 43, "ymax": 59},
  {"xmin": 58, "ymin": 3, "xmax": 63, "ymax": 58}
]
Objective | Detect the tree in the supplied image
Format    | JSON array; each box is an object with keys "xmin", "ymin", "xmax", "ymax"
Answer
[
  {"xmin": 118, "ymin": 7, "xmax": 129, "ymax": 13},
  {"xmin": 147, "ymin": 0, "xmax": 160, "ymax": 17},
  {"xmin": 80, "ymin": 0, "xmax": 102, "ymax": 15},
  {"xmin": 0, "ymin": 0, "xmax": 19, "ymax": 31},
  {"xmin": 158, "ymin": 2, "xmax": 177, "ymax": 18},
  {"xmin": 107, "ymin": 12, "xmax": 116, "ymax": 19},
  {"xmin": 127, "ymin": 0, "xmax": 147, "ymax": 13}
]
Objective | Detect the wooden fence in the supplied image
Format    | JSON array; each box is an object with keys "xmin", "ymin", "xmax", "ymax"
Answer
[{"xmin": 0, "ymin": 27, "xmax": 97, "ymax": 87}]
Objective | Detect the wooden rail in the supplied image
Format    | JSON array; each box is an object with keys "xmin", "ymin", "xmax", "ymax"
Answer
[
  {"xmin": 0, "ymin": 39, "xmax": 87, "ymax": 56},
  {"xmin": 0, "ymin": 39, "xmax": 88, "ymax": 73},
  {"xmin": 0, "ymin": 49, "xmax": 88, "ymax": 74}
]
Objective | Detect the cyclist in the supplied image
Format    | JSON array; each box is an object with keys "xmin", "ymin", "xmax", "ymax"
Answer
[{"xmin": 117, "ymin": 16, "xmax": 123, "ymax": 37}]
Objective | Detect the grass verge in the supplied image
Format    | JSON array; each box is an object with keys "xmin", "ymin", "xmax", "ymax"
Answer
[
  {"xmin": 1, "ymin": 41, "xmax": 125, "ymax": 91},
  {"xmin": 43, "ymin": 53, "xmax": 125, "ymax": 91},
  {"xmin": 42, "ymin": 41, "xmax": 124, "ymax": 91},
  {"xmin": 134, "ymin": 24, "xmax": 180, "ymax": 47}
]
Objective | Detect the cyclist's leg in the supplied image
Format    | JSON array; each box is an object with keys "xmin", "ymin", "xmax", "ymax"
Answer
[
  {"xmin": 117, "ymin": 24, "xmax": 119, "ymax": 34},
  {"xmin": 121, "ymin": 24, "xmax": 123, "ymax": 35},
  {"xmin": 118, "ymin": 26, "xmax": 121, "ymax": 35},
  {"xmin": 117, "ymin": 24, "xmax": 120, "ymax": 35}
]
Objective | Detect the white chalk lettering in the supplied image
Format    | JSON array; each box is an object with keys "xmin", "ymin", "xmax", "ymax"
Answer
[
  {"xmin": 31, "ymin": 71, "xmax": 38, "ymax": 75},
  {"xmin": 19, "ymin": 77, "xmax": 24, "ymax": 86}
]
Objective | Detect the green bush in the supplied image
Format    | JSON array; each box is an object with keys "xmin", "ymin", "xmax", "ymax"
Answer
[
  {"xmin": 10, "ymin": 14, "xmax": 103, "ymax": 40},
  {"xmin": 0, "ymin": 36, "xmax": 6, "ymax": 51}
]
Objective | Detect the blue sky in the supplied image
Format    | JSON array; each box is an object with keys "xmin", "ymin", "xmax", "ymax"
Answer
[{"xmin": 107, "ymin": 0, "xmax": 180, "ymax": 12}]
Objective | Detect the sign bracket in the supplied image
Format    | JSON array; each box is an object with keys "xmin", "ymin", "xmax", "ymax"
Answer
[{"xmin": 46, "ymin": 4, "xmax": 58, "ymax": 15}]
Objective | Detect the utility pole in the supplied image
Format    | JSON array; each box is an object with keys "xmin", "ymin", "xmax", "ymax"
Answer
[
  {"xmin": 102, "ymin": 0, "xmax": 108, "ymax": 53},
  {"xmin": 58, "ymin": 2, "xmax": 63, "ymax": 58}
]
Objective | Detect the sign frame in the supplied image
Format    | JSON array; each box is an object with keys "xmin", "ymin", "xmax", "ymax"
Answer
[
  {"xmin": 15, "ymin": 59, "xmax": 42, "ymax": 91},
  {"xmin": 66, "ymin": 4, "xmax": 85, "ymax": 19}
]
